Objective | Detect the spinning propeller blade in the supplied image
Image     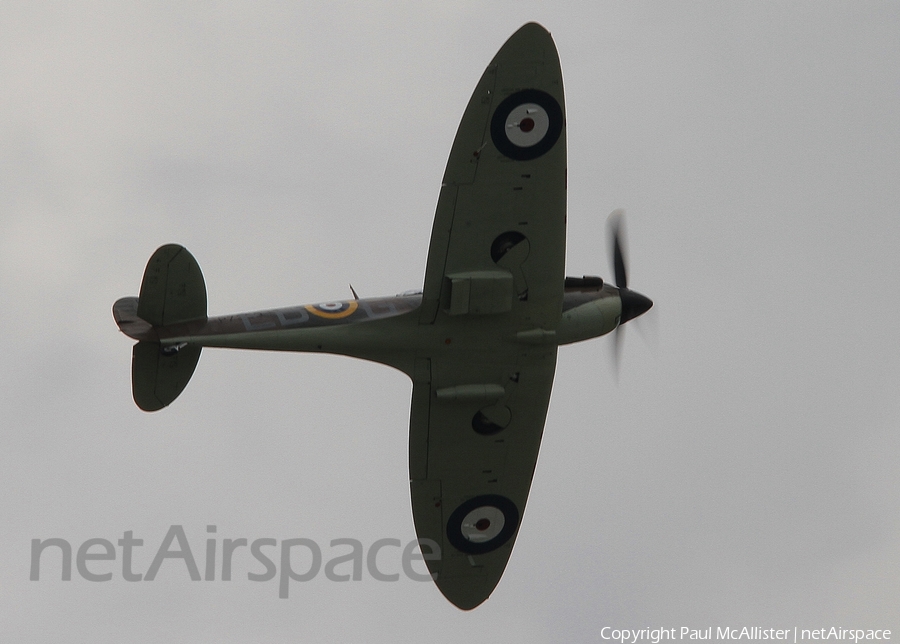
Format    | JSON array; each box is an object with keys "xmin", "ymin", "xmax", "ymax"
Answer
[{"xmin": 607, "ymin": 210, "xmax": 653, "ymax": 376}]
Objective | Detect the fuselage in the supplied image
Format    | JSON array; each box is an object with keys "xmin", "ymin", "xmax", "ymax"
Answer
[{"xmin": 114, "ymin": 280, "xmax": 626, "ymax": 377}]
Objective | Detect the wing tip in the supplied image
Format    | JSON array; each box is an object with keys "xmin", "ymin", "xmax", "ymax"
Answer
[
  {"xmin": 436, "ymin": 576, "xmax": 499, "ymax": 611},
  {"xmin": 493, "ymin": 22, "xmax": 560, "ymax": 69}
]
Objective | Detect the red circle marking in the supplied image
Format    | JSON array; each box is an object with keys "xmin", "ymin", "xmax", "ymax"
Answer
[
  {"xmin": 519, "ymin": 117, "xmax": 535, "ymax": 133},
  {"xmin": 475, "ymin": 518, "xmax": 491, "ymax": 531}
]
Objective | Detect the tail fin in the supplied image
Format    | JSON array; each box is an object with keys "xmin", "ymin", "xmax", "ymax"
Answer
[{"xmin": 118, "ymin": 244, "xmax": 207, "ymax": 411}]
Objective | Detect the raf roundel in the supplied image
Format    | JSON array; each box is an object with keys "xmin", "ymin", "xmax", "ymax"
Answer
[
  {"xmin": 446, "ymin": 494, "xmax": 520, "ymax": 555},
  {"xmin": 490, "ymin": 89, "xmax": 563, "ymax": 161},
  {"xmin": 305, "ymin": 300, "xmax": 359, "ymax": 319}
]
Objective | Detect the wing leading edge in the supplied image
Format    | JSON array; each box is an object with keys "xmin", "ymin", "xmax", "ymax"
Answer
[{"xmin": 410, "ymin": 22, "xmax": 566, "ymax": 609}]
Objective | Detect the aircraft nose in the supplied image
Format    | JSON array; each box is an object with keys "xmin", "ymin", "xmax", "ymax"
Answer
[{"xmin": 619, "ymin": 288, "xmax": 653, "ymax": 324}]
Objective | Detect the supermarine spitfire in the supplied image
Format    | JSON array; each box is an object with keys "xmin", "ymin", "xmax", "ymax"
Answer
[{"xmin": 114, "ymin": 23, "xmax": 652, "ymax": 609}]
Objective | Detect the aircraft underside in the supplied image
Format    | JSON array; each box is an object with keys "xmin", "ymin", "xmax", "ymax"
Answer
[{"xmin": 113, "ymin": 23, "xmax": 651, "ymax": 610}]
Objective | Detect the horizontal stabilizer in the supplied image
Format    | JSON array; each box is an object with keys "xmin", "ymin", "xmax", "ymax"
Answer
[
  {"xmin": 132, "ymin": 341, "xmax": 201, "ymax": 411},
  {"xmin": 137, "ymin": 244, "xmax": 207, "ymax": 326}
]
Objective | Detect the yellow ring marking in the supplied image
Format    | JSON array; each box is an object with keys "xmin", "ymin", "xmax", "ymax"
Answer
[{"xmin": 305, "ymin": 300, "xmax": 359, "ymax": 319}]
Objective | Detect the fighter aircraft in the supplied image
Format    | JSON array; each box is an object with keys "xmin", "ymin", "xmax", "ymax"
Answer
[{"xmin": 113, "ymin": 22, "xmax": 652, "ymax": 610}]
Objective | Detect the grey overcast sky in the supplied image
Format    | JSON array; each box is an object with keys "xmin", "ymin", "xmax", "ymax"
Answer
[{"xmin": 3, "ymin": 2, "xmax": 899, "ymax": 641}]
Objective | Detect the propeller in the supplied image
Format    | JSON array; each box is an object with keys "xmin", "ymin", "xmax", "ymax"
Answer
[{"xmin": 607, "ymin": 209, "xmax": 653, "ymax": 375}]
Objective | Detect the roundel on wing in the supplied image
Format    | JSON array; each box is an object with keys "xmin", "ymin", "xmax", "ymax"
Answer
[
  {"xmin": 305, "ymin": 300, "xmax": 359, "ymax": 319},
  {"xmin": 490, "ymin": 89, "xmax": 563, "ymax": 161},
  {"xmin": 446, "ymin": 494, "xmax": 520, "ymax": 555}
]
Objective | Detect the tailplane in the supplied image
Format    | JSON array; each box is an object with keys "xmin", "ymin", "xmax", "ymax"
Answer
[
  {"xmin": 137, "ymin": 244, "xmax": 207, "ymax": 326},
  {"xmin": 114, "ymin": 244, "xmax": 207, "ymax": 411},
  {"xmin": 131, "ymin": 341, "xmax": 202, "ymax": 412}
]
